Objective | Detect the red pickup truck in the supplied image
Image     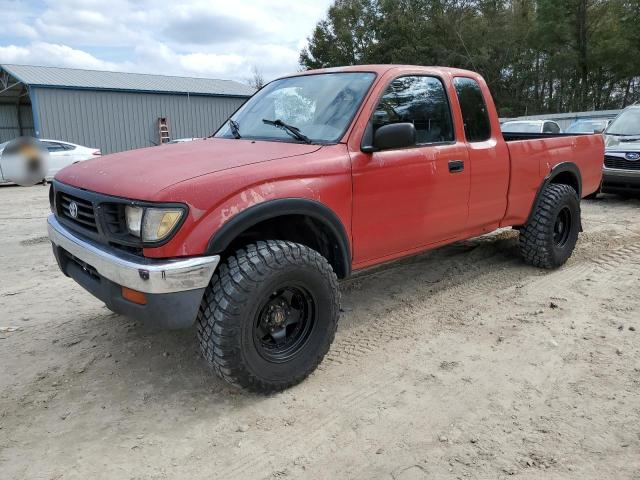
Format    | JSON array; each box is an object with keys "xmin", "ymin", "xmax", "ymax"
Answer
[{"xmin": 48, "ymin": 65, "xmax": 603, "ymax": 392}]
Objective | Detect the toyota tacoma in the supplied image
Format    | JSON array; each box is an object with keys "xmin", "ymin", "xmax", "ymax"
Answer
[{"xmin": 48, "ymin": 65, "xmax": 604, "ymax": 392}]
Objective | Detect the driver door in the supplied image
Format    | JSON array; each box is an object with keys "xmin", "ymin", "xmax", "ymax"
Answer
[{"xmin": 351, "ymin": 75, "xmax": 470, "ymax": 264}]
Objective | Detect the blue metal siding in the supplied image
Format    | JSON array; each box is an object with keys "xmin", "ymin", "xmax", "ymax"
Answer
[
  {"xmin": 33, "ymin": 87, "xmax": 246, "ymax": 153},
  {"xmin": 30, "ymin": 87, "xmax": 41, "ymax": 138}
]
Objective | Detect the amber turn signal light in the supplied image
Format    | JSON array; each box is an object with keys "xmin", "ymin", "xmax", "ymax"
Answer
[{"xmin": 122, "ymin": 287, "xmax": 147, "ymax": 305}]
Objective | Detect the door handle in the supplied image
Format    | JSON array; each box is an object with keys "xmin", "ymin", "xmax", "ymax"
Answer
[{"xmin": 448, "ymin": 160, "xmax": 464, "ymax": 173}]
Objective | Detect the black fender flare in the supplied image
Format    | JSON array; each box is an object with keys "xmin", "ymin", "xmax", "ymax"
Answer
[
  {"xmin": 206, "ymin": 198, "xmax": 352, "ymax": 277},
  {"xmin": 525, "ymin": 161, "xmax": 582, "ymax": 226}
]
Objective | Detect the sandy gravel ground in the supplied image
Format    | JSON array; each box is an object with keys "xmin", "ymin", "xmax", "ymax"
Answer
[{"xmin": 0, "ymin": 184, "xmax": 639, "ymax": 480}]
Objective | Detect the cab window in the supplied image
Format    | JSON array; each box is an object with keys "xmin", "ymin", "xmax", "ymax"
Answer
[
  {"xmin": 372, "ymin": 76, "xmax": 454, "ymax": 144},
  {"xmin": 453, "ymin": 77, "xmax": 491, "ymax": 142}
]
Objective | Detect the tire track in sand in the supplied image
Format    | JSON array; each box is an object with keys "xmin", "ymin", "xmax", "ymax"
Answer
[{"xmin": 326, "ymin": 235, "xmax": 640, "ymax": 366}]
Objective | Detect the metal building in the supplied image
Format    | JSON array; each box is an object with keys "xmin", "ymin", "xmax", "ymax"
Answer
[{"xmin": 0, "ymin": 64, "xmax": 254, "ymax": 153}]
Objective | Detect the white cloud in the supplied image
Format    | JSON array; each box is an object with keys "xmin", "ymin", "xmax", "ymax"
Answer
[
  {"xmin": 0, "ymin": 42, "xmax": 121, "ymax": 70},
  {"xmin": 0, "ymin": 0, "xmax": 333, "ymax": 83}
]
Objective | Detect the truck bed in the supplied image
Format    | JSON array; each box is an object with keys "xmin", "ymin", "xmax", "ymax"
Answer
[{"xmin": 500, "ymin": 133, "xmax": 604, "ymax": 227}]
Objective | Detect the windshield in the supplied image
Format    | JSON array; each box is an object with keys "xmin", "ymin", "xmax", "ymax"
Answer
[
  {"xmin": 606, "ymin": 108, "xmax": 640, "ymax": 136},
  {"xmin": 566, "ymin": 120, "xmax": 606, "ymax": 134},
  {"xmin": 215, "ymin": 72, "xmax": 376, "ymax": 143},
  {"xmin": 501, "ymin": 122, "xmax": 540, "ymax": 133}
]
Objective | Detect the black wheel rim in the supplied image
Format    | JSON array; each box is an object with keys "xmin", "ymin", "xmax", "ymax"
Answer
[
  {"xmin": 553, "ymin": 206, "xmax": 572, "ymax": 248},
  {"xmin": 253, "ymin": 285, "xmax": 315, "ymax": 363}
]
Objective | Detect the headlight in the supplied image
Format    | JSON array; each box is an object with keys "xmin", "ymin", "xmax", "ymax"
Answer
[
  {"xmin": 125, "ymin": 206, "xmax": 143, "ymax": 237},
  {"xmin": 125, "ymin": 206, "xmax": 184, "ymax": 242},
  {"xmin": 604, "ymin": 134, "xmax": 619, "ymax": 149}
]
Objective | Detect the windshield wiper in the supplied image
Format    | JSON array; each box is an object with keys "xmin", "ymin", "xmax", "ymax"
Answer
[
  {"xmin": 228, "ymin": 119, "xmax": 241, "ymax": 139},
  {"xmin": 208, "ymin": 118, "xmax": 241, "ymax": 138},
  {"xmin": 262, "ymin": 119, "xmax": 312, "ymax": 144}
]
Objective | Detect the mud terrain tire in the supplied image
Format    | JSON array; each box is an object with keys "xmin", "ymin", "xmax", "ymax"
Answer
[
  {"xmin": 197, "ymin": 240, "xmax": 340, "ymax": 393},
  {"xmin": 519, "ymin": 184, "xmax": 580, "ymax": 269}
]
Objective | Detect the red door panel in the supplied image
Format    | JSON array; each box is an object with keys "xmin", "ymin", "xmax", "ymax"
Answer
[
  {"xmin": 466, "ymin": 137, "xmax": 510, "ymax": 230},
  {"xmin": 351, "ymin": 142, "xmax": 469, "ymax": 263}
]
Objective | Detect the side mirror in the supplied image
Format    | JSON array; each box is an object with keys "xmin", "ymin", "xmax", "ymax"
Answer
[{"xmin": 361, "ymin": 123, "xmax": 416, "ymax": 152}]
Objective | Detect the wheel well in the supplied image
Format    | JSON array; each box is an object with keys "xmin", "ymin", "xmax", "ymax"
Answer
[
  {"xmin": 524, "ymin": 163, "xmax": 583, "ymax": 226},
  {"xmin": 548, "ymin": 169, "xmax": 581, "ymax": 197},
  {"xmin": 219, "ymin": 214, "xmax": 350, "ymax": 279}
]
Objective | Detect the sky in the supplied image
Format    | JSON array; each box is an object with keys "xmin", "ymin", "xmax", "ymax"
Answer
[{"xmin": 0, "ymin": 0, "xmax": 333, "ymax": 84}]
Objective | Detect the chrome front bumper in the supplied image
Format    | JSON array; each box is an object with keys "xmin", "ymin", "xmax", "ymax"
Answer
[{"xmin": 47, "ymin": 214, "xmax": 219, "ymax": 294}]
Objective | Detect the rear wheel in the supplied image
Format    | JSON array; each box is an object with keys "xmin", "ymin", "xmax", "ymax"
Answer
[
  {"xmin": 197, "ymin": 240, "xmax": 340, "ymax": 393},
  {"xmin": 519, "ymin": 183, "xmax": 580, "ymax": 269}
]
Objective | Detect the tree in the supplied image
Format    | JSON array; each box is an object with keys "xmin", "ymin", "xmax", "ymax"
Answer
[
  {"xmin": 299, "ymin": 0, "xmax": 640, "ymax": 116},
  {"xmin": 299, "ymin": 0, "xmax": 380, "ymax": 68},
  {"xmin": 246, "ymin": 65, "xmax": 265, "ymax": 90}
]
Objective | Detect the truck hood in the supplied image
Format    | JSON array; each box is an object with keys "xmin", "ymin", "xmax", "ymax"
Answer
[{"xmin": 55, "ymin": 138, "xmax": 321, "ymax": 200}]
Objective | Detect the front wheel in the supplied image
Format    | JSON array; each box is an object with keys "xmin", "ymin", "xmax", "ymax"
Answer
[
  {"xmin": 519, "ymin": 183, "xmax": 580, "ymax": 269},
  {"xmin": 197, "ymin": 240, "xmax": 340, "ymax": 393}
]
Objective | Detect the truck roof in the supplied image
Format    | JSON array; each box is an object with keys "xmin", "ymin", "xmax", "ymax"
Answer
[{"xmin": 281, "ymin": 64, "xmax": 483, "ymax": 81}]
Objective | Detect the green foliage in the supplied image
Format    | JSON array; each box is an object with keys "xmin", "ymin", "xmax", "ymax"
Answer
[{"xmin": 300, "ymin": 0, "xmax": 640, "ymax": 116}]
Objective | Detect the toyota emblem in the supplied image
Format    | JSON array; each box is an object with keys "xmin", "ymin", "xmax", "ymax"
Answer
[{"xmin": 69, "ymin": 201, "xmax": 79, "ymax": 218}]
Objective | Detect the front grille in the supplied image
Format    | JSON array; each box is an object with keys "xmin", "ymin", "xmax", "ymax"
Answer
[
  {"xmin": 102, "ymin": 203, "xmax": 127, "ymax": 235},
  {"xmin": 58, "ymin": 192, "xmax": 98, "ymax": 232},
  {"xmin": 604, "ymin": 155, "xmax": 640, "ymax": 171},
  {"xmin": 51, "ymin": 180, "xmax": 185, "ymax": 253}
]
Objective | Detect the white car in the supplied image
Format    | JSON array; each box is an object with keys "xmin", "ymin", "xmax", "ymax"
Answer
[
  {"xmin": 167, "ymin": 137, "xmax": 202, "ymax": 144},
  {"xmin": 0, "ymin": 139, "xmax": 101, "ymax": 184},
  {"xmin": 501, "ymin": 120, "xmax": 562, "ymax": 134}
]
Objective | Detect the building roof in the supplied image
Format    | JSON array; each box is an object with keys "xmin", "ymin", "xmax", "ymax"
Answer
[{"xmin": 0, "ymin": 64, "xmax": 255, "ymax": 97}]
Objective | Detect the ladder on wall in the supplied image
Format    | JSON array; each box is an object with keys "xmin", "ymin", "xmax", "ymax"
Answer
[{"xmin": 158, "ymin": 117, "xmax": 170, "ymax": 144}]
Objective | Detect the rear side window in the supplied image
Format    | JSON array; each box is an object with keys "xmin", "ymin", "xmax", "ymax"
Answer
[
  {"xmin": 373, "ymin": 76, "xmax": 454, "ymax": 144},
  {"xmin": 41, "ymin": 141, "xmax": 66, "ymax": 152},
  {"xmin": 543, "ymin": 122, "xmax": 560, "ymax": 134},
  {"xmin": 453, "ymin": 77, "xmax": 491, "ymax": 142}
]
